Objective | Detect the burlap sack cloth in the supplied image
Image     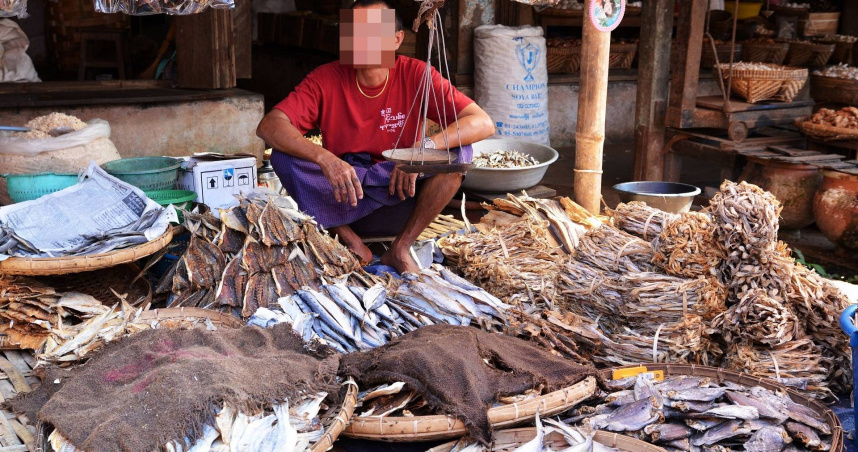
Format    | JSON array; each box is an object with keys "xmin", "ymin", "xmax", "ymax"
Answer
[
  {"xmin": 5, "ymin": 324, "xmax": 339, "ymax": 452},
  {"xmin": 340, "ymin": 324, "xmax": 595, "ymax": 444}
]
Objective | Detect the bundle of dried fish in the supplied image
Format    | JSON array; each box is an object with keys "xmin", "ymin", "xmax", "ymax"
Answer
[
  {"xmin": 711, "ymin": 289, "xmax": 800, "ymax": 347},
  {"xmin": 570, "ymin": 373, "xmax": 834, "ymax": 452},
  {"xmin": 707, "ymin": 180, "xmax": 782, "ymax": 256},
  {"xmin": 652, "ymin": 211, "xmax": 724, "ymax": 279},
  {"xmin": 503, "ymin": 307, "xmax": 598, "ymax": 363},
  {"xmin": 573, "ymin": 224, "xmax": 657, "ymax": 274},
  {"xmin": 556, "ymin": 261, "xmax": 624, "ymax": 320},
  {"xmin": 251, "ymin": 266, "xmax": 510, "ymax": 353},
  {"xmin": 619, "ymin": 273, "xmax": 726, "ymax": 325},
  {"xmin": 607, "ymin": 201, "xmax": 678, "ymax": 241},
  {"xmin": 724, "ymin": 340, "xmax": 833, "ymax": 401},
  {"xmin": 473, "ymin": 150, "xmax": 540, "ymax": 168},
  {"xmin": 51, "ymin": 391, "xmax": 332, "ymax": 452},
  {"xmin": 485, "ymin": 193, "xmax": 598, "ymax": 253},
  {"xmin": 443, "ymin": 414, "xmax": 619, "ymax": 452},
  {"xmin": 608, "ymin": 316, "xmax": 719, "ymax": 366},
  {"xmin": 440, "ymin": 217, "xmax": 564, "ymax": 304},
  {"xmin": 0, "ymin": 276, "xmax": 61, "ymax": 349}
]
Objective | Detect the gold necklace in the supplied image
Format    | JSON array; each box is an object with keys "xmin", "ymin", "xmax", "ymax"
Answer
[{"xmin": 356, "ymin": 70, "xmax": 389, "ymax": 99}]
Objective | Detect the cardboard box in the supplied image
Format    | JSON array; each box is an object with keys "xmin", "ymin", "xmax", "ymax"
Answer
[{"xmin": 176, "ymin": 153, "xmax": 258, "ymax": 211}]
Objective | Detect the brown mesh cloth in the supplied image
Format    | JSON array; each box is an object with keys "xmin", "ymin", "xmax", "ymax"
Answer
[
  {"xmin": 4, "ymin": 324, "xmax": 339, "ymax": 452},
  {"xmin": 339, "ymin": 325, "xmax": 595, "ymax": 444}
]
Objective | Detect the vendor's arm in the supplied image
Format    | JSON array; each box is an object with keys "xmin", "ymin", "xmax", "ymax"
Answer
[
  {"xmin": 256, "ymin": 110, "xmax": 363, "ymax": 207},
  {"xmin": 425, "ymin": 103, "xmax": 494, "ymax": 150}
]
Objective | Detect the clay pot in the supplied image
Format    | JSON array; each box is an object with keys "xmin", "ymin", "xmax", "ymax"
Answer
[
  {"xmin": 813, "ymin": 170, "xmax": 858, "ymax": 250},
  {"xmin": 739, "ymin": 157, "xmax": 822, "ymax": 230}
]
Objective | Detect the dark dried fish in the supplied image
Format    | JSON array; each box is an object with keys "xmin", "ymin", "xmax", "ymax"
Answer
[
  {"xmin": 183, "ymin": 235, "xmax": 226, "ymax": 288},
  {"xmin": 259, "ymin": 201, "xmax": 302, "ymax": 246}
]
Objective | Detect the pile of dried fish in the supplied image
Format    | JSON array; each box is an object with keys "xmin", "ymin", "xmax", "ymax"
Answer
[
  {"xmin": 608, "ymin": 201, "xmax": 679, "ymax": 241},
  {"xmin": 568, "ymin": 373, "xmax": 834, "ymax": 452},
  {"xmin": 711, "ymin": 289, "xmax": 800, "ymax": 347},
  {"xmin": 557, "ymin": 261, "xmax": 624, "ymax": 319},
  {"xmin": 50, "ymin": 391, "xmax": 332, "ymax": 452},
  {"xmin": 652, "ymin": 211, "xmax": 724, "ymax": 279},
  {"xmin": 573, "ymin": 224, "xmax": 656, "ymax": 274},
  {"xmin": 707, "ymin": 181, "xmax": 782, "ymax": 257},
  {"xmin": 0, "ymin": 205, "xmax": 171, "ymax": 258},
  {"xmin": 160, "ymin": 194, "xmax": 361, "ymax": 319},
  {"xmin": 724, "ymin": 340, "xmax": 833, "ymax": 399},
  {"xmin": 473, "ymin": 150, "xmax": 540, "ymax": 169},
  {"xmin": 250, "ymin": 267, "xmax": 511, "ymax": 353},
  {"xmin": 444, "ymin": 414, "xmax": 620, "ymax": 452}
]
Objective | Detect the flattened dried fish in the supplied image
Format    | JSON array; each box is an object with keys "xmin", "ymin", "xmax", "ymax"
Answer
[
  {"xmin": 668, "ymin": 388, "xmax": 726, "ymax": 402},
  {"xmin": 645, "ymin": 422, "xmax": 693, "ymax": 443},
  {"xmin": 691, "ymin": 420, "xmax": 752, "ymax": 447},
  {"xmin": 590, "ymin": 397, "xmax": 662, "ymax": 432},
  {"xmin": 744, "ymin": 426, "xmax": 791, "ymax": 452},
  {"xmin": 218, "ymin": 225, "xmax": 245, "ymax": 255},
  {"xmin": 215, "ymin": 258, "xmax": 248, "ymax": 309},
  {"xmin": 259, "ymin": 201, "xmax": 301, "ymax": 246},
  {"xmin": 785, "ymin": 421, "xmax": 822, "ymax": 450},
  {"xmin": 184, "ymin": 236, "xmax": 226, "ymax": 288},
  {"xmin": 242, "ymin": 272, "xmax": 278, "ymax": 318}
]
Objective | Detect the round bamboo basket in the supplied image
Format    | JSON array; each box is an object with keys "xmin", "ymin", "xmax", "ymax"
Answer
[
  {"xmin": 0, "ymin": 227, "xmax": 174, "ymax": 276},
  {"xmin": 813, "ymin": 37, "xmax": 857, "ymax": 65},
  {"xmin": 426, "ymin": 428, "xmax": 667, "ymax": 452},
  {"xmin": 599, "ymin": 364, "xmax": 844, "ymax": 452},
  {"xmin": 795, "ymin": 116, "xmax": 858, "ymax": 141},
  {"xmin": 742, "ymin": 41, "xmax": 790, "ymax": 64},
  {"xmin": 714, "ymin": 63, "xmax": 807, "ymax": 103},
  {"xmin": 341, "ymin": 376, "xmax": 597, "ymax": 442},
  {"xmin": 138, "ymin": 307, "xmax": 244, "ymax": 329},
  {"xmin": 35, "ymin": 378, "xmax": 359, "ymax": 452},
  {"xmin": 41, "ymin": 263, "xmax": 152, "ymax": 307},
  {"xmin": 784, "ymin": 41, "xmax": 835, "ymax": 67},
  {"xmin": 810, "ymin": 73, "xmax": 858, "ymax": 105}
]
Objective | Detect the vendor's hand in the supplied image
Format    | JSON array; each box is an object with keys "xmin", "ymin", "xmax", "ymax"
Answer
[
  {"xmin": 319, "ymin": 153, "xmax": 363, "ymax": 206},
  {"xmin": 389, "ymin": 164, "xmax": 418, "ymax": 201}
]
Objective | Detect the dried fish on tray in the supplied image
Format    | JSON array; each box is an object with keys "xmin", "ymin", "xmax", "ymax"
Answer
[
  {"xmin": 607, "ymin": 202, "xmax": 679, "ymax": 241},
  {"xmin": 473, "ymin": 150, "xmax": 540, "ymax": 168},
  {"xmin": 652, "ymin": 211, "xmax": 724, "ymax": 279},
  {"xmin": 573, "ymin": 224, "xmax": 657, "ymax": 274},
  {"xmin": 724, "ymin": 340, "xmax": 833, "ymax": 401},
  {"xmin": 569, "ymin": 371, "xmax": 838, "ymax": 452},
  {"xmin": 711, "ymin": 288, "xmax": 801, "ymax": 347}
]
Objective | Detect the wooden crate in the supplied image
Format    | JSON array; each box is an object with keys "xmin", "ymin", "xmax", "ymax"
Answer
[
  {"xmin": 47, "ymin": 0, "xmax": 129, "ymax": 74},
  {"xmin": 800, "ymin": 12, "xmax": 840, "ymax": 37},
  {"xmin": 0, "ymin": 350, "xmax": 38, "ymax": 452}
]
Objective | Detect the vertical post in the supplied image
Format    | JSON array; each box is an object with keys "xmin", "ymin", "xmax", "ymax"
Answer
[
  {"xmin": 176, "ymin": 9, "xmax": 237, "ymax": 89},
  {"xmin": 665, "ymin": 0, "xmax": 707, "ymax": 128},
  {"xmin": 633, "ymin": 0, "xmax": 674, "ymax": 181},
  {"xmin": 573, "ymin": 0, "xmax": 610, "ymax": 215}
]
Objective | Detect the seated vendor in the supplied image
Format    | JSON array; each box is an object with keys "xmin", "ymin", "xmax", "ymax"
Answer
[{"xmin": 256, "ymin": 0, "xmax": 494, "ymax": 274}]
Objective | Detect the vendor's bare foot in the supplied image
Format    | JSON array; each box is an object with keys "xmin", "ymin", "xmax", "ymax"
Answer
[
  {"xmin": 345, "ymin": 240, "xmax": 373, "ymax": 265},
  {"xmin": 381, "ymin": 246, "xmax": 420, "ymax": 274},
  {"xmin": 330, "ymin": 225, "xmax": 373, "ymax": 264}
]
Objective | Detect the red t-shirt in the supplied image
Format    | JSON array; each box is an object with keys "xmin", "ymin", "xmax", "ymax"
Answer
[{"xmin": 274, "ymin": 55, "xmax": 474, "ymax": 160}]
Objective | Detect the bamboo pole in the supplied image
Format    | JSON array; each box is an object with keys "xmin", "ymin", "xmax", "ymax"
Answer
[{"xmin": 573, "ymin": 0, "xmax": 611, "ymax": 215}]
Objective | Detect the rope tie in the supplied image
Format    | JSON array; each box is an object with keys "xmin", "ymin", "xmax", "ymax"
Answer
[
  {"xmin": 643, "ymin": 211, "xmax": 659, "ymax": 241},
  {"xmin": 653, "ymin": 324, "xmax": 665, "ymax": 363}
]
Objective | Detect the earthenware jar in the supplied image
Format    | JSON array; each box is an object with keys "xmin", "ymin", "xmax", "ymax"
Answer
[
  {"xmin": 813, "ymin": 170, "xmax": 858, "ymax": 250},
  {"xmin": 739, "ymin": 156, "xmax": 822, "ymax": 230}
]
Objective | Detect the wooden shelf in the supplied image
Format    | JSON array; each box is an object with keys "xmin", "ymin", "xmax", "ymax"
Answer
[{"xmin": 536, "ymin": 9, "xmax": 677, "ymax": 28}]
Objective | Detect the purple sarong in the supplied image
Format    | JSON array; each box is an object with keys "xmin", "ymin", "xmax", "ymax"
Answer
[{"xmin": 270, "ymin": 146, "xmax": 472, "ymax": 229}]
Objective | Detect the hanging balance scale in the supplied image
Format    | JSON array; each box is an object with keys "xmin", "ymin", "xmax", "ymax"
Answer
[{"xmin": 381, "ymin": 0, "xmax": 474, "ymax": 174}]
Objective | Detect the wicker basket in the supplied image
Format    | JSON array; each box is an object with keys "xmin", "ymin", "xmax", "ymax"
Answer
[
  {"xmin": 800, "ymin": 12, "xmax": 840, "ymax": 37},
  {"xmin": 41, "ymin": 263, "xmax": 153, "ymax": 307},
  {"xmin": 742, "ymin": 41, "xmax": 790, "ymax": 64},
  {"xmin": 342, "ymin": 376, "xmax": 597, "ymax": 442},
  {"xmin": 795, "ymin": 116, "xmax": 858, "ymax": 141},
  {"xmin": 701, "ymin": 42, "xmax": 742, "ymax": 69},
  {"xmin": 810, "ymin": 73, "xmax": 858, "ymax": 105},
  {"xmin": 35, "ymin": 378, "xmax": 359, "ymax": 452},
  {"xmin": 0, "ymin": 227, "xmax": 174, "ymax": 276},
  {"xmin": 813, "ymin": 37, "xmax": 857, "ymax": 65},
  {"xmin": 609, "ymin": 42, "xmax": 638, "ymax": 69},
  {"xmin": 547, "ymin": 45, "xmax": 578, "ymax": 74},
  {"xmin": 138, "ymin": 307, "xmax": 244, "ymax": 329},
  {"xmin": 598, "ymin": 364, "xmax": 844, "ymax": 452},
  {"xmin": 715, "ymin": 63, "xmax": 808, "ymax": 103},
  {"xmin": 770, "ymin": 4, "xmax": 810, "ymax": 16},
  {"xmin": 427, "ymin": 429, "xmax": 667, "ymax": 452},
  {"xmin": 784, "ymin": 40, "xmax": 836, "ymax": 67}
]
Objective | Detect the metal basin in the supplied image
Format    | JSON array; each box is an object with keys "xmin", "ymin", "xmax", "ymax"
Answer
[
  {"xmin": 613, "ymin": 181, "xmax": 701, "ymax": 213},
  {"xmin": 461, "ymin": 139, "xmax": 559, "ymax": 193}
]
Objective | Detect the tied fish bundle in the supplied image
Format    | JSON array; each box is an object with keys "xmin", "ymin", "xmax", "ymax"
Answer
[
  {"xmin": 503, "ymin": 307, "xmax": 596, "ymax": 363},
  {"xmin": 573, "ymin": 224, "xmax": 657, "ymax": 274},
  {"xmin": 618, "ymin": 273, "xmax": 726, "ymax": 326},
  {"xmin": 707, "ymin": 181, "xmax": 782, "ymax": 257},
  {"xmin": 51, "ymin": 392, "xmax": 332, "ymax": 452},
  {"xmin": 724, "ymin": 340, "xmax": 833, "ymax": 401},
  {"xmin": 163, "ymin": 194, "xmax": 360, "ymax": 319},
  {"xmin": 607, "ymin": 201, "xmax": 679, "ymax": 241},
  {"xmin": 441, "ymin": 414, "xmax": 623, "ymax": 452},
  {"xmin": 557, "ymin": 261, "xmax": 624, "ymax": 320},
  {"xmin": 608, "ymin": 316, "xmax": 720, "ymax": 366},
  {"xmin": 249, "ymin": 267, "xmax": 510, "ymax": 353},
  {"xmin": 569, "ymin": 373, "xmax": 833, "ymax": 452},
  {"xmin": 711, "ymin": 289, "xmax": 801, "ymax": 347},
  {"xmin": 652, "ymin": 211, "xmax": 724, "ymax": 279}
]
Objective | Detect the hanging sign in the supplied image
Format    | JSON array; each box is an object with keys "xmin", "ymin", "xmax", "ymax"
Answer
[{"xmin": 589, "ymin": 0, "xmax": 625, "ymax": 32}]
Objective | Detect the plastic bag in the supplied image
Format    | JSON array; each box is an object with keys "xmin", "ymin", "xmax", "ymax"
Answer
[
  {"xmin": 0, "ymin": 119, "xmax": 111, "ymax": 156},
  {"xmin": 0, "ymin": 0, "xmax": 28, "ymax": 19}
]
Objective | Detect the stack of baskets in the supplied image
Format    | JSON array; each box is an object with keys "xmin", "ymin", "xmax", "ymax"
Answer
[
  {"xmin": 782, "ymin": 39, "xmax": 836, "ymax": 67},
  {"xmin": 609, "ymin": 41, "xmax": 638, "ymax": 70},
  {"xmin": 810, "ymin": 73, "xmax": 858, "ymax": 105},
  {"xmin": 714, "ymin": 62, "xmax": 808, "ymax": 104},
  {"xmin": 813, "ymin": 35, "xmax": 857, "ymax": 65},
  {"xmin": 742, "ymin": 38, "xmax": 790, "ymax": 64},
  {"xmin": 701, "ymin": 40, "xmax": 742, "ymax": 68},
  {"xmin": 546, "ymin": 38, "xmax": 582, "ymax": 74}
]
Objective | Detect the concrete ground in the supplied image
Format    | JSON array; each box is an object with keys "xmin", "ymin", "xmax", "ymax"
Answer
[{"xmin": 541, "ymin": 142, "xmax": 636, "ymax": 210}]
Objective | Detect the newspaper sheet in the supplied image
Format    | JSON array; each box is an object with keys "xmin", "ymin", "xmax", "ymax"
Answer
[{"xmin": 0, "ymin": 161, "xmax": 177, "ymax": 258}]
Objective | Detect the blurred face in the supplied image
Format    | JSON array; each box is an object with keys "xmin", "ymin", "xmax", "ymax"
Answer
[{"xmin": 340, "ymin": 6, "xmax": 403, "ymax": 69}]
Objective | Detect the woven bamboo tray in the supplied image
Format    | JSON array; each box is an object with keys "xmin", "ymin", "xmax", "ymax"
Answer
[
  {"xmin": 742, "ymin": 41, "xmax": 790, "ymax": 64},
  {"xmin": 784, "ymin": 40, "xmax": 835, "ymax": 67},
  {"xmin": 715, "ymin": 63, "xmax": 807, "ymax": 103},
  {"xmin": 0, "ymin": 227, "xmax": 174, "ymax": 276},
  {"xmin": 40, "ymin": 263, "xmax": 152, "ymax": 307},
  {"xmin": 341, "ymin": 376, "xmax": 597, "ymax": 442},
  {"xmin": 814, "ymin": 37, "xmax": 857, "ymax": 65},
  {"xmin": 795, "ymin": 116, "xmax": 858, "ymax": 141},
  {"xmin": 427, "ymin": 428, "xmax": 667, "ymax": 452},
  {"xmin": 598, "ymin": 364, "xmax": 844, "ymax": 452},
  {"xmin": 810, "ymin": 73, "xmax": 858, "ymax": 105},
  {"xmin": 609, "ymin": 43, "xmax": 638, "ymax": 69},
  {"xmin": 138, "ymin": 307, "xmax": 244, "ymax": 329},
  {"xmin": 35, "ymin": 378, "xmax": 358, "ymax": 452}
]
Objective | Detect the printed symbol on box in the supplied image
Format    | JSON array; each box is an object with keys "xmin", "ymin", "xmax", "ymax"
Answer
[
  {"xmin": 206, "ymin": 176, "xmax": 218, "ymax": 189},
  {"xmin": 223, "ymin": 168, "xmax": 235, "ymax": 187},
  {"xmin": 238, "ymin": 174, "xmax": 250, "ymax": 186}
]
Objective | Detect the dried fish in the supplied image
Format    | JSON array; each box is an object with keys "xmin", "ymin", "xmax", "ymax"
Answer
[
  {"xmin": 707, "ymin": 180, "xmax": 782, "ymax": 256},
  {"xmin": 712, "ymin": 289, "xmax": 800, "ymax": 347},
  {"xmin": 573, "ymin": 224, "xmax": 657, "ymax": 274},
  {"xmin": 652, "ymin": 211, "xmax": 724, "ymax": 279},
  {"xmin": 607, "ymin": 201, "xmax": 679, "ymax": 241},
  {"xmin": 472, "ymin": 149, "xmax": 540, "ymax": 168}
]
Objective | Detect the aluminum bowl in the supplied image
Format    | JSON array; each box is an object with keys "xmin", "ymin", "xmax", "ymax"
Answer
[
  {"xmin": 462, "ymin": 139, "xmax": 559, "ymax": 193},
  {"xmin": 613, "ymin": 181, "xmax": 701, "ymax": 213}
]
